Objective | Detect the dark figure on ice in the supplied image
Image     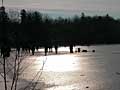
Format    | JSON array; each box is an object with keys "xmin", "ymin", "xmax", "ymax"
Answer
[
  {"xmin": 82, "ymin": 50, "xmax": 87, "ymax": 52},
  {"xmin": 36, "ymin": 46, "xmax": 39, "ymax": 51},
  {"xmin": 48, "ymin": 46, "xmax": 53, "ymax": 53},
  {"xmin": 16, "ymin": 46, "xmax": 20, "ymax": 55},
  {"xmin": 45, "ymin": 46, "xmax": 48, "ymax": 56},
  {"xmin": 31, "ymin": 46, "xmax": 35, "ymax": 55},
  {"xmin": 92, "ymin": 50, "xmax": 95, "ymax": 52},
  {"xmin": 78, "ymin": 48, "xmax": 80, "ymax": 52},
  {"xmin": 55, "ymin": 45, "xmax": 58, "ymax": 54},
  {"xmin": 70, "ymin": 45, "xmax": 73, "ymax": 53}
]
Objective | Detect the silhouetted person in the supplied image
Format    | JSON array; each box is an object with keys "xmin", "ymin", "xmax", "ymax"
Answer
[
  {"xmin": 28, "ymin": 48, "xmax": 31, "ymax": 53},
  {"xmin": 48, "ymin": 46, "xmax": 53, "ymax": 53},
  {"xmin": 36, "ymin": 46, "xmax": 39, "ymax": 51},
  {"xmin": 16, "ymin": 46, "xmax": 20, "ymax": 55},
  {"xmin": 45, "ymin": 46, "xmax": 48, "ymax": 56},
  {"xmin": 70, "ymin": 45, "xmax": 73, "ymax": 53},
  {"xmin": 78, "ymin": 48, "xmax": 80, "ymax": 52},
  {"xmin": 55, "ymin": 45, "xmax": 58, "ymax": 54},
  {"xmin": 6, "ymin": 46, "xmax": 11, "ymax": 57},
  {"xmin": 31, "ymin": 46, "xmax": 35, "ymax": 55}
]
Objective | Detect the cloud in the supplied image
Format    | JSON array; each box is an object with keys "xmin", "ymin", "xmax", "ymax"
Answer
[
  {"xmin": 1, "ymin": 0, "xmax": 120, "ymax": 10},
  {"xmin": 1, "ymin": 0, "xmax": 120, "ymax": 18}
]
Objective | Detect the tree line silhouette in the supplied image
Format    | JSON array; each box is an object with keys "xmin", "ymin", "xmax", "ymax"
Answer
[{"xmin": 1, "ymin": 8, "xmax": 120, "ymax": 55}]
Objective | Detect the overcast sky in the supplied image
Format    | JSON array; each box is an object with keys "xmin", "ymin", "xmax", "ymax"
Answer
[{"xmin": 1, "ymin": 0, "xmax": 120, "ymax": 18}]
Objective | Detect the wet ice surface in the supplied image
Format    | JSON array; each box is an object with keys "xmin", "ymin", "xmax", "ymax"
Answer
[{"xmin": 1, "ymin": 45, "xmax": 120, "ymax": 90}]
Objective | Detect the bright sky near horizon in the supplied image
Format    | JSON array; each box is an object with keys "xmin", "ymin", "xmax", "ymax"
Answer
[{"xmin": 1, "ymin": 0, "xmax": 120, "ymax": 18}]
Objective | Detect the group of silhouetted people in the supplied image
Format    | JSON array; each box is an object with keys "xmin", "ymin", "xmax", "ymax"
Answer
[
  {"xmin": 0, "ymin": 43, "xmax": 96, "ymax": 58},
  {"xmin": 75, "ymin": 48, "xmax": 95, "ymax": 53},
  {"xmin": 44, "ymin": 45, "xmax": 58, "ymax": 56}
]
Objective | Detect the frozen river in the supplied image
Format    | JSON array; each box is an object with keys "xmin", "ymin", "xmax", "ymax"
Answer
[{"xmin": 1, "ymin": 45, "xmax": 120, "ymax": 90}]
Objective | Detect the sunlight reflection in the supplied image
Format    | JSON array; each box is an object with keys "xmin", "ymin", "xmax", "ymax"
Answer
[
  {"xmin": 37, "ymin": 54, "xmax": 81, "ymax": 72},
  {"xmin": 38, "ymin": 46, "xmax": 76, "ymax": 52}
]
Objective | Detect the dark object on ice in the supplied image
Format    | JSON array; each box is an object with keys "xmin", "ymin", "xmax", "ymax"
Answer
[
  {"xmin": 92, "ymin": 50, "xmax": 95, "ymax": 52},
  {"xmin": 78, "ymin": 48, "xmax": 80, "ymax": 52},
  {"xmin": 86, "ymin": 86, "xmax": 89, "ymax": 88},
  {"xmin": 16, "ymin": 46, "xmax": 20, "ymax": 55},
  {"xmin": 75, "ymin": 49, "xmax": 77, "ymax": 52},
  {"xmin": 75, "ymin": 48, "xmax": 80, "ymax": 52},
  {"xmin": 45, "ymin": 46, "xmax": 48, "ymax": 56},
  {"xmin": 55, "ymin": 45, "xmax": 58, "ymax": 54},
  {"xmin": 80, "ymin": 74, "xmax": 85, "ymax": 76},
  {"xmin": 48, "ymin": 46, "xmax": 53, "ymax": 52},
  {"xmin": 82, "ymin": 50, "xmax": 87, "ymax": 52},
  {"xmin": 116, "ymin": 72, "xmax": 120, "ymax": 75},
  {"xmin": 36, "ymin": 46, "xmax": 39, "ymax": 51},
  {"xmin": 70, "ymin": 45, "xmax": 73, "ymax": 53},
  {"xmin": 31, "ymin": 46, "xmax": 35, "ymax": 55}
]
